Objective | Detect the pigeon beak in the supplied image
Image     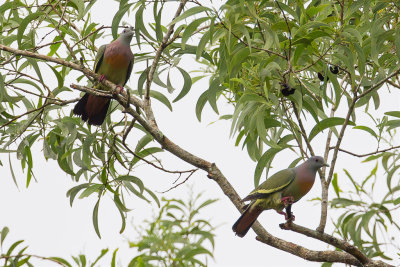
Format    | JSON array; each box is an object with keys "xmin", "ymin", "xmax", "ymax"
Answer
[{"xmin": 323, "ymin": 163, "xmax": 330, "ymax": 167}]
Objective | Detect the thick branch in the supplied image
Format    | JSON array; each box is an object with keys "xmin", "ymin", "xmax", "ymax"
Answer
[
  {"xmin": 280, "ymin": 223, "xmax": 371, "ymax": 265},
  {"xmin": 256, "ymin": 234, "xmax": 362, "ymax": 266}
]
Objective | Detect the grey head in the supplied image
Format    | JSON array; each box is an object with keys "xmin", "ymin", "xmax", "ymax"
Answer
[
  {"xmin": 119, "ymin": 26, "xmax": 134, "ymax": 44},
  {"xmin": 305, "ymin": 156, "xmax": 329, "ymax": 171}
]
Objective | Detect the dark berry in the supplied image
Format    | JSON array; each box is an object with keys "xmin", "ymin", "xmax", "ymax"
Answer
[
  {"xmin": 317, "ymin": 72, "xmax": 329, "ymax": 81},
  {"xmin": 281, "ymin": 86, "xmax": 295, "ymax": 96},
  {"xmin": 330, "ymin": 65, "xmax": 339, "ymax": 74}
]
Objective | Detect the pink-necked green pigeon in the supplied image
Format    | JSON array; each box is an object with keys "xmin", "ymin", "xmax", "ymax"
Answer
[
  {"xmin": 232, "ymin": 156, "xmax": 329, "ymax": 237},
  {"xmin": 73, "ymin": 27, "xmax": 134, "ymax": 125}
]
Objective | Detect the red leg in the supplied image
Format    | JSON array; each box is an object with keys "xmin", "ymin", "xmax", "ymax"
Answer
[
  {"xmin": 99, "ymin": 74, "xmax": 106, "ymax": 82},
  {"xmin": 281, "ymin": 196, "xmax": 294, "ymax": 207},
  {"xmin": 276, "ymin": 210, "xmax": 295, "ymax": 221}
]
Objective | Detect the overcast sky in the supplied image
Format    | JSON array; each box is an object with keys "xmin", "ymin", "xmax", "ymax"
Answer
[{"xmin": 0, "ymin": 1, "xmax": 399, "ymax": 267}]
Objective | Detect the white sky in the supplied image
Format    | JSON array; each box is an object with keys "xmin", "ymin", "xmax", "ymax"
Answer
[{"xmin": 0, "ymin": 1, "xmax": 399, "ymax": 267}]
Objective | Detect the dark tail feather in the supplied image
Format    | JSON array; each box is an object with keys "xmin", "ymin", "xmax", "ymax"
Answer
[
  {"xmin": 232, "ymin": 205, "xmax": 262, "ymax": 237},
  {"xmin": 73, "ymin": 93, "xmax": 110, "ymax": 126},
  {"xmin": 87, "ymin": 97, "xmax": 110, "ymax": 126},
  {"xmin": 73, "ymin": 93, "xmax": 89, "ymax": 122}
]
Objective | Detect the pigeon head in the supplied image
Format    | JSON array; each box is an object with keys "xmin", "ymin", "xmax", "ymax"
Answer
[
  {"xmin": 307, "ymin": 156, "xmax": 329, "ymax": 171},
  {"xmin": 119, "ymin": 26, "xmax": 134, "ymax": 43}
]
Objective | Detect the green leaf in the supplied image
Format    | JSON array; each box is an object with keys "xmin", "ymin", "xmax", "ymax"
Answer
[
  {"xmin": 26, "ymin": 58, "xmax": 43, "ymax": 84},
  {"xmin": 47, "ymin": 64, "xmax": 64, "ymax": 89},
  {"xmin": 144, "ymin": 188, "xmax": 160, "ymax": 207},
  {"xmin": 135, "ymin": 5, "xmax": 154, "ymax": 45},
  {"xmin": 332, "ymin": 173, "xmax": 341, "ymax": 197},
  {"xmin": 131, "ymin": 147, "xmax": 163, "ymax": 166},
  {"xmin": 93, "ymin": 198, "xmax": 101, "ymax": 238},
  {"xmin": 386, "ymin": 120, "xmax": 400, "ymax": 130},
  {"xmin": 385, "ymin": 111, "xmax": 400, "ymax": 118},
  {"xmin": 169, "ymin": 6, "xmax": 212, "ymax": 25},
  {"xmin": 69, "ymin": 0, "xmax": 85, "ymax": 20},
  {"xmin": 66, "ymin": 183, "xmax": 91, "ymax": 206},
  {"xmin": 43, "ymin": 138, "xmax": 57, "ymax": 160},
  {"xmin": 1, "ymin": 226, "xmax": 9, "ymax": 246},
  {"xmin": 114, "ymin": 191, "xmax": 130, "ymax": 212},
  {"xmin": 353, "ymin": 126, "xmax": 377, "ymax": 139},
  {"xmin": 195, "ymin": 89, "xmax": 209, "ymax": 121},
  {"xmin": 111, "ymin": 4, "xmax": 132, "ymax": 40},
  {"xmin": 49, "ymin": 258, "xmax": 72, "ymax": 267},
  {"xmin": 6, "ymin": 240, "xmax": 24, "ymax": 256},
  {"xmin": 182, "ymin": 17, "xmax": 210, "ymax": 48},
  {"xmin": 0, "ymin": 2, "xmax": 20, "ymax": 14},
  {"xmin": 196, "ymin": 29, "xmax": 211, "ymax": 60},
  {"xmin": 79, "ymin": 184, "xmax": 103, "ymax": 199},
  {"xmin": 17, "ymin": 11, "xmax": 43, "ymax": 48},
  {"xmin": 111, "ymin": 249, "xmax": 118, "ymax": 267},
  {"xmin": 309, "ymin": 117, "xmax": 355, "ymax": 141},
  {"xmin": 123, "ymin": 181, "xmax": 150, "ymax": 203},
  {"xmin": 116, "ymin": 175, "xmax": 144, "ymax": 193},
  {"xmin": 135, "ymin": 135, "xmax": 154, "ymax": 153},
  {"xmin": 8, "ymin": 154, "xmax": 18, "ymax": 189},
  {"xmin": 387, "ymin": 165, "xmax": 400, "ymax": 191},
  {"xmin": 137, "ymin": 67, "xmax": 149, "ymax": 97},
  {"xmin": 149, "ymin": 90, "xmax": 172, "ymax": 111},
  {"xmin": 396, "ymin": 27, "xmax": 400, "ymax": 61},
  {"xmin": 254, "ymin": 148, "xmax": 280, "ymax": 187},
  {"xmin": 173, "ymin": 67, "xmax": 193, "ymax": 102},
  {"xmin": 0, "ymin": 73, "xmax": 5, "ymax": 102}
]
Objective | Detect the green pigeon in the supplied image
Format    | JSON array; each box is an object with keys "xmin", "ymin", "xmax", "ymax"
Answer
[
  {"xmin": 73, "ymin": 26, "xmax": 135, "ymax": 125},
  {"xmin": 232, "ymin": 156, "xmax": 329, "ymax": 237}
]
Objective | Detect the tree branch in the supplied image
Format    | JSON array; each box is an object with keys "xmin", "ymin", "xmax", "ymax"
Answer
[
  {"xmin": 330, "ymin": 146, "xmax": 400, "ymax": 157},
  {"xmin": 280, "ymin": 222, "xmax": 374, "ymax": 266},
  {"xmin": 256, "ymin": 234, "xmax": 362, "ymax": 266}
]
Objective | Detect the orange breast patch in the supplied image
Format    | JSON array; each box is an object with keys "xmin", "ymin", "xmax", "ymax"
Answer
[{"xmin": 104, "ymin": 53, "xmax": 130, "ymax": 69}]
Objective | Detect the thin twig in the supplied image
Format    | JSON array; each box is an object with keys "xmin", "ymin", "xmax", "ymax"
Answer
[
  {"xmin": 330, "ymin": 146, "xmax": 400, "ymax": 157},
  {"xmin": 159, "ymin": 169, "xmax": 197, "ymax": 193}
]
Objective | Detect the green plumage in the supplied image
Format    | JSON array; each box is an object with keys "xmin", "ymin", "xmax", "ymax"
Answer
[{"xmin": 232, "ymin": 156, "xmax": 328, "ymax": 237}]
